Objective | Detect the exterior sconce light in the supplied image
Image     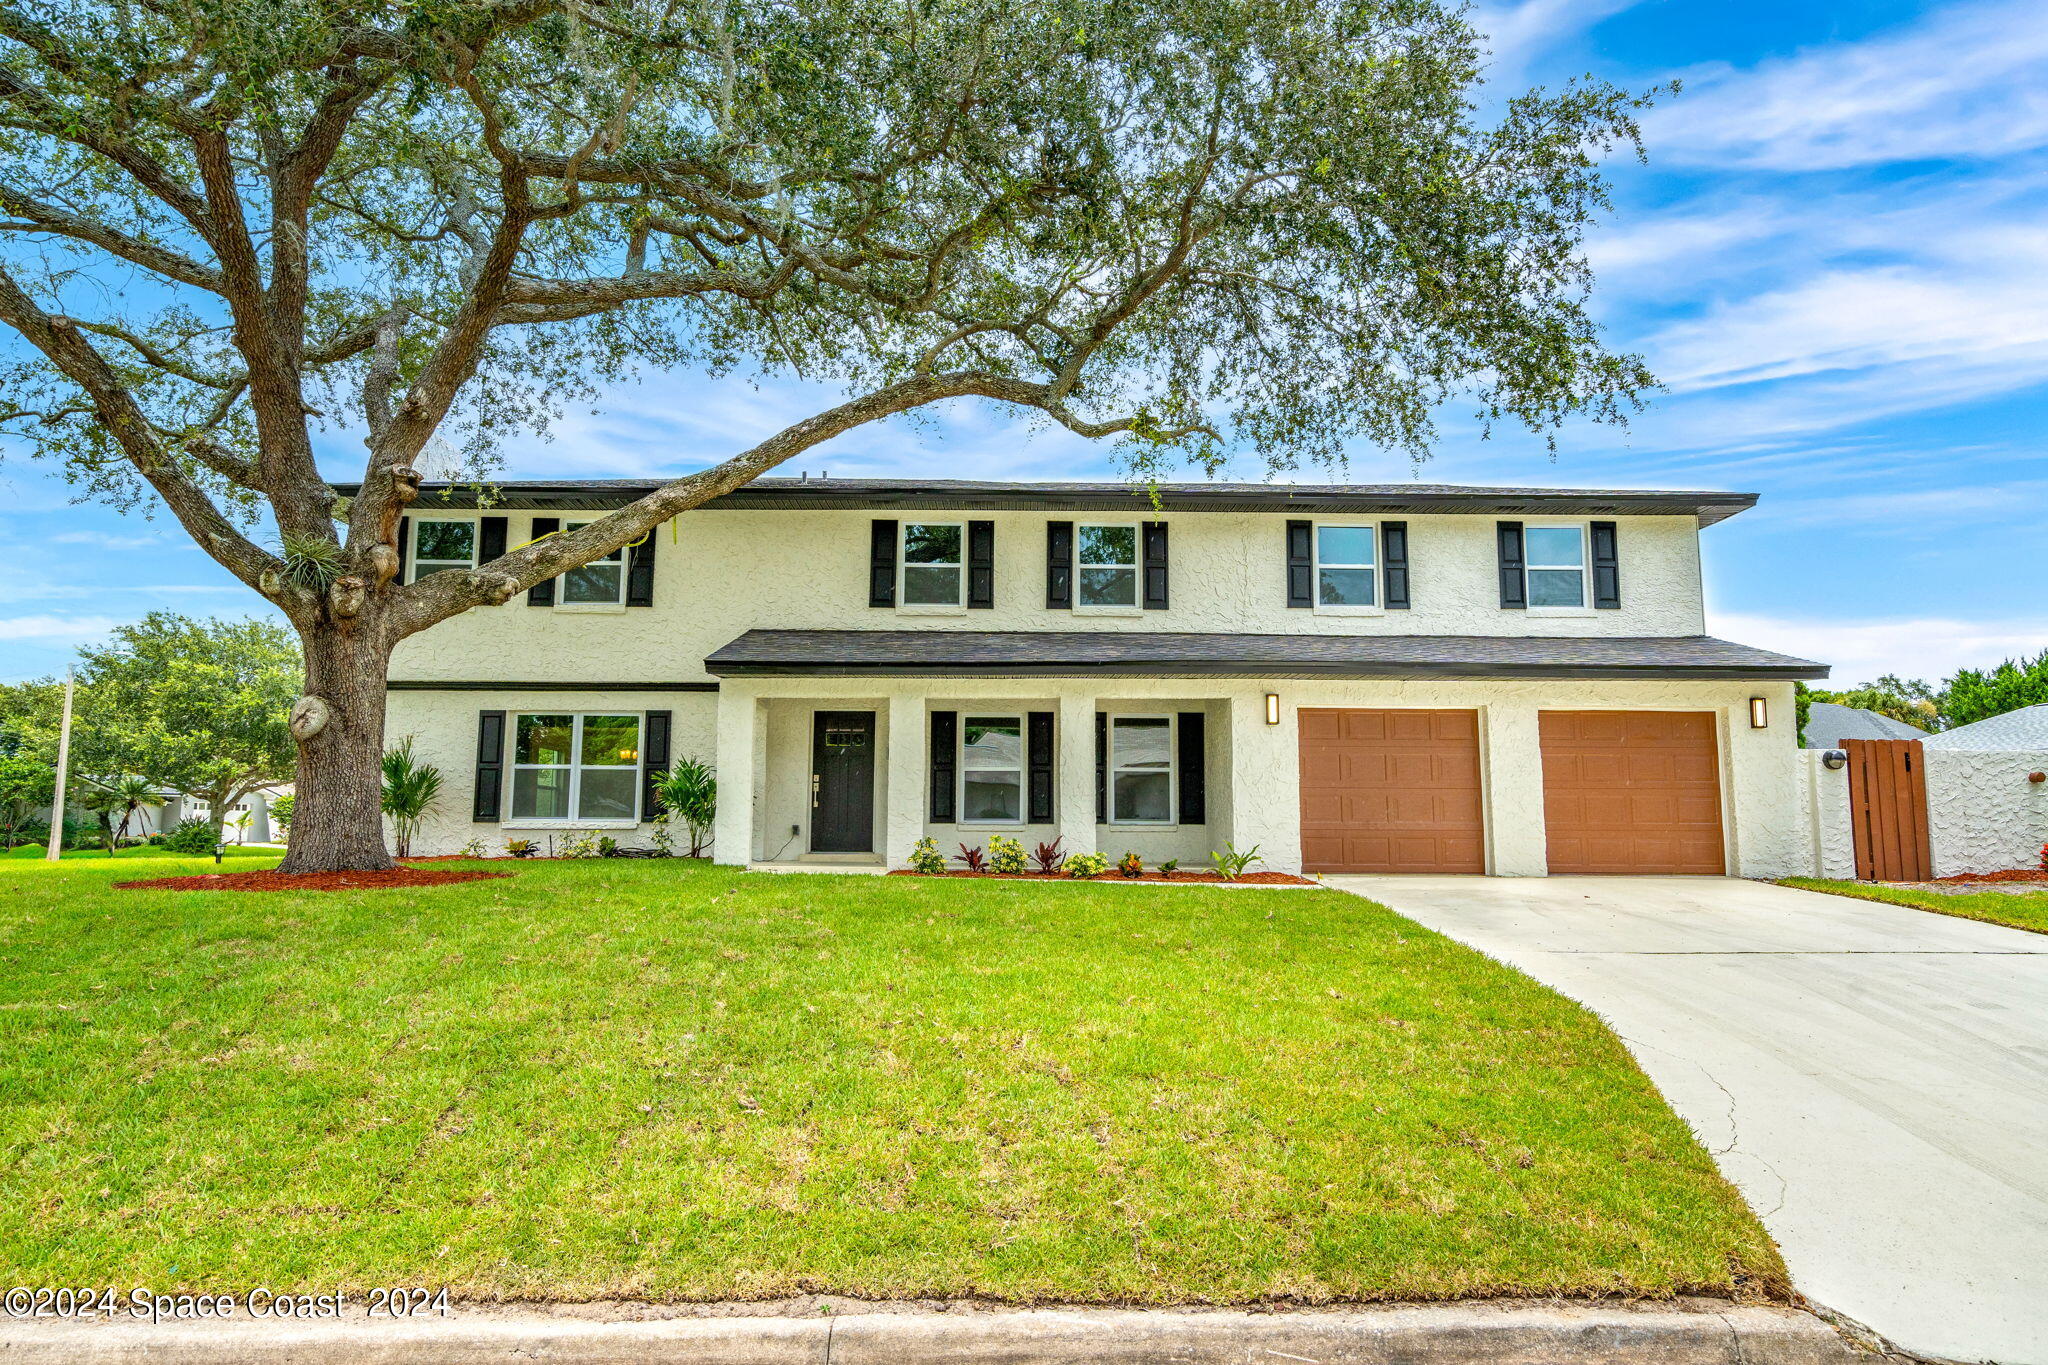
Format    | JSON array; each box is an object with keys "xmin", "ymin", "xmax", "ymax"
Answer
[
  {"xmin": 1821, "ymin": 749, "xmax": 1849, "ymax": 771},
  {"xmin": 1749, "ymin": 696, "xmax": 1769, "ymax": 729},
  {"xmin": 1264, "ymin": 693, "xmax": 1281, "ymax": 725}
]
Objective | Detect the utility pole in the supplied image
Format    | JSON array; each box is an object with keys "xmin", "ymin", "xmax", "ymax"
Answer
[{"xmin": 46, "ymin": 667, "xmax": 74, "ymax": 863}]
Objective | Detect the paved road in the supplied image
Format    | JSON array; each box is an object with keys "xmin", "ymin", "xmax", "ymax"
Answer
[{"xmin": 1326, "ymin": 875, "xmax": 2048, "ymax": 1365}]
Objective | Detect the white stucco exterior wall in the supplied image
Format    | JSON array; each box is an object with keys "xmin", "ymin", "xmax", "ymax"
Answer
[
  {"xmin": 388, "ymin": 508, "xmax": 1710, "ymax": 686},
  {"xmin": 1798, "ymin": 749, "xmax": 1856, "ymax": 879},
  {"xmin": 1925, "ymin": 750, "xmax": 2048, "ymax": 877}
]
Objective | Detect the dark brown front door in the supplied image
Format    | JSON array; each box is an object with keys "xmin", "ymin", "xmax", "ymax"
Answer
[
  {"xmin": 1540, "ymin": 711, "xmax": 1725, "ymax": 875},
  {"xmin": 1298, "ymin": 709, "xmax": 1486, "ymax": 873},
  {"xmin": 810, "ymin": 710, "xmax": 876, "ymax": 853}
]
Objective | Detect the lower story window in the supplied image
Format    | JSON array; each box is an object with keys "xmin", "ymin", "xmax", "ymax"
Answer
[
  {"xmin": 1109, "ymin": 714, "xmax": 1174, "ymax": 823},
  {"xmin": 511, "ymin": 713, "xmax": 642, "ymax": 821},
  {"xmin": 960, "ymin": 714, "xmax": 1023, "ymax": 823}
]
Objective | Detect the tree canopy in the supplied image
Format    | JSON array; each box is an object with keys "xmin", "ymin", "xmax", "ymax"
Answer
[{"xmin": 0, "ymin": 0, "xmax": 1666, "ymax": 868}]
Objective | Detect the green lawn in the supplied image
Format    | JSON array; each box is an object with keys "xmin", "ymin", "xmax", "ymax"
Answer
[
  {"xmin": 2, "ymin": 842, "xmax": 277, "ymax": 862},
  {"xmin": 0, "ymin": 855, "xmax": 1784, "ymax": 1304},
  {"xmin": 1780, "ymin": 877, "xmax": 2048, "ymax": 936}
]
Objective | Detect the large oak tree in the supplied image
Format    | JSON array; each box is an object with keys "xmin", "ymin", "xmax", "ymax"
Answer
[{"xmin": 0, "ymin": 0, "xmax": 1660, "ymax": 871}]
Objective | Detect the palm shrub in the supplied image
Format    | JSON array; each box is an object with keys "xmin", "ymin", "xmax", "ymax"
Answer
[
  {"xmin": 380, "ymin": 737, "xmax": 443, "ymax": 859},
  {"xmin": 651, "ymin": 758, "xmax": 718, "ymax": 857},
  {"xmin": 162, "ymin": 817, "xmax": 218, "ymax": 855}
]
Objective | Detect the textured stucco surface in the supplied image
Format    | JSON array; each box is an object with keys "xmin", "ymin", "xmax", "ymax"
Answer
[
  {"xmin": 1925, "ymin": 749, "xmax": 2048, "ymax": 877},
  {"xmin": 1799, "ymin": 750, "xmax": 1856, "ymax": 879},
  {"xmin": 388, "ymin": 509, "xmax": 1711, "ymax": 685}
]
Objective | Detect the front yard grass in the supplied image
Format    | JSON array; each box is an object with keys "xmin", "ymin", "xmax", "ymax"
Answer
[
  {"xmin": 1779, "ymin": 876, "xmax": 2048, "ymax": 936},
  {"xmin": 2, "ymin": 843, "xmax": 277, "ymax": 862},
  {"xmin": 0, "ymin": 856, "xmax": 1784, "ymax": 1304}
]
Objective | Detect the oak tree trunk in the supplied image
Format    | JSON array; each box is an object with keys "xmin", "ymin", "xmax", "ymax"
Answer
[{"xmin": 276, "ymin": 626, "xmax": 396, "ymax": 874}]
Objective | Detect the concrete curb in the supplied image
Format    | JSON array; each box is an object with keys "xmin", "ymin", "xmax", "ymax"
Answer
[{"xmin": 0, "ymin": 1298, "xmax": 1858, "ymax": 1364}]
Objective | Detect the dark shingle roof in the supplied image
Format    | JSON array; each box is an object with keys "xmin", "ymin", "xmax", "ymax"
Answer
[
  {"xmin": 361, "ymin": 477, "xmax": 1757, "ymax": 524},
  {"xmin": 704, "ymin": 630, "xmax": 1827, "ymax": 680}
]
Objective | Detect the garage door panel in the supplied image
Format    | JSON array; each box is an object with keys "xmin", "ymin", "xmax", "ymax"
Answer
[
  {"xmin": 1299, "ymin": 708, "xmax": 1486, "ymax": 874},
  {"xmin": 1540, "ymin": 710, "xmax": 1725, "ymax": 876}
]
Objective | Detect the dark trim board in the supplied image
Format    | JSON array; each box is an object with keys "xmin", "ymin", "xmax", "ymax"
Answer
[
  {"xmin": 701, "ymin": 661, "xmax": 1825, "ymax": 681},
  {"xmin": 334, "ymin": 477, "xmax": 1761, "ymax": 526},
  {"xmin": 387, "ymin": 680, "xmax": 720, "ymax": 692}
]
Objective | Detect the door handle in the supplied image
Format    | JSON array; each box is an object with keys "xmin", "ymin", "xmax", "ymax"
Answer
[{"xmin": 811, "ymin": 773, "xmax": 821, "ymax": 808}]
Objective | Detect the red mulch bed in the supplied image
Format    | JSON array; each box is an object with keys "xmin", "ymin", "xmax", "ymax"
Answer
[
  {"xmin": 888, "ymin": 869, "xmax": 1316, "ymax": 886},
  {"xmin": 115, "ymin": 867, "xmax": 511, "ymax": 893},
  {"xmin": 1923, "ymin": 868, "xmax": 2048, "ymax": 884}
]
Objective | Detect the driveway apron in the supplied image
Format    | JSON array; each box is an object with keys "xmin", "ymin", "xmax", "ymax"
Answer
[{"xmin": 1325, "ymin": 875, "xmax": 2048, "ymax": 1365}]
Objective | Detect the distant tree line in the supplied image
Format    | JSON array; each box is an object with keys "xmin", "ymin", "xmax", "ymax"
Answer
[{"xmin": 1799, "ymin": 648, "xmax": 2048, "ymax": 737}]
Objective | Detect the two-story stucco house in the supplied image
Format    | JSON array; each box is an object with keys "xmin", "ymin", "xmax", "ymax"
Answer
[{"xmin": 378, "ymin": 478, "xmax": 1828, "ymax": 876}]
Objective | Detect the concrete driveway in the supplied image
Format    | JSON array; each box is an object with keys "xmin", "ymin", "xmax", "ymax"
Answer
[{"xmin": 1325, "ymin": 876, "xmax": 2048, "ymax": 1365}]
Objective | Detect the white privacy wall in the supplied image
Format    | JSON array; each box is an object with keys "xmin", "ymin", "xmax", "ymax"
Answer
[
  {"xmin": 1925, "ymin": 749, "xmax": 2048, "ymax": 878},
  {"xmin": 1795, "ymin": 745, "xmax": 2048, "ymax": 878}
]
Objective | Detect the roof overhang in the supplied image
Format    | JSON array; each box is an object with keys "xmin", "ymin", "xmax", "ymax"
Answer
[
  {"xmin": 704, "ymin": 630, "xmax": 1830, "ymax": 681},
  {"xmin": 338, "ymin": 477, "xmax": 1759, "ymax": 526}
]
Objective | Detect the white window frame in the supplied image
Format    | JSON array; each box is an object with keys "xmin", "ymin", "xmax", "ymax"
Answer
[
  {"xmin": 1107, "ymin": 712, "xmax": 1177, "ymax": 827},
  {"xmin": 505, "ymin": 712, "xmax": 644, "ymax": 829},
  {"xmin": 897, "ymin": 520, "xmax": 966, "ymax": 614},
  {"xmin": 1074, "ymin": 521, "xmax": 1142, "ymax": 614},
  {"xmin": 1311, "ymin": 520, "xmax": 1382, "ymax": 616},
  {"xmin": 958, "ymin": 713, "xmax": 1026, "ymax": 827},
  {"xmin": 1523, "ymin": 522, "xmax": 1592, "ymax": 615},
  {"xmin": 409, "ymin": 516, "xmax": 477, "ymax": 583},
  {"xmin": 554, "ymin": 520, "xmax": 629, "ymax": 611}
]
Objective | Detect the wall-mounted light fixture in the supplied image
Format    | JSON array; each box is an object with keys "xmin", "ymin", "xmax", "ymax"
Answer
[
  {"xmin": 1265, "ymin": 693, "xmax": 1281, "ymax": 725},
  {"xmin": 1821, "ymin": 749, "xmax": 1849, "ymax": 771},
  {"xmin": 1749, "ymin": 696, "xmax": 1769, "ymax": 729}
]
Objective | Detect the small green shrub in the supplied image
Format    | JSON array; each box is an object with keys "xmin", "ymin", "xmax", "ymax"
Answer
[
  {"xmin": 162, "ymin": 818, "xmax": 218, "ymax": 855},
  {"xmin": 505, "ymin": 838, "xmax": 537, "ymax": 858},
  {"xmin": 1158, "ymin": 858, "xmax": 1179, "ymax": 879},
  {"xmin": 1209, "ymin": 842, "xmax": 1263, "ymax": 880},
  {"xmin": 986, "ymin": 834, "xmax": 1026, "ymax": 874},
  {"xmin": 907, "ymin": 836, "xmax": 947, "ymax": 875},
  {"xmin": 1065, "ymin": 851, "xmax": 1111, "ymax": 878},
  {"xmin": 1116, "ymin": 850, "xmax": 1144, "ymax": 878}
]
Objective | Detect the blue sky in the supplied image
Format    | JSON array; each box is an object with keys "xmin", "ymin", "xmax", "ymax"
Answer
[{"xmin": 4, "ymin": 0, "xmax": 2045, "ymax": 683}]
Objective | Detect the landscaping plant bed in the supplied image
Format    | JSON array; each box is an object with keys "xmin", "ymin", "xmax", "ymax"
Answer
[
  {"xmin": 889, "ymin": 868, "xmax": 1315, "ymax": 886},
  {"xmin": 115, "ymin": 867, "xmax": 510, "ymax": 893},
  {"xmin": 1920, "ymin": 868, "xmax": 2048, "ymax": 884}
]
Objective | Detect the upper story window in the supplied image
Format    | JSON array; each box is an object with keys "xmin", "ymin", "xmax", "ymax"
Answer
[
  {"xmin": 1108, "ymin": 714, "xmax": 1174, "ymax": 824},
  {"xmin": 411, "ymin": 518, "xmax": 475, "ymax": 581},
  {"xmin": 1525, "ymin": 525, "xmax": 1587, "ymax": 609},
  {"xmin": 1314, "ymin": 524, "xmax": 1377, "ymax": 610},
  {"xmin": 560, "ymin": 521, "xmax": 626, "ymax": 606},
  {"xmin": 959, "ymin": 715, "xmax": 1024, "ymax": 824},
  {"xmin": 510, "ymin": 713, "xmax": 641, "ymax": 824},
  {"xmin": 1077, "ymin": 523, "xmax": 1138, "ymax": 609},
  {"xmin": 900, "ymin": 522, "xmax": 964, "ymax": 608}
]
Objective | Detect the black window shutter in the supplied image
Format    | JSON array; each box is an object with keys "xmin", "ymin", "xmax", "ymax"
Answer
[
  {"xmin": 1177, "ymin": 711, "xmax": 1206, "ymax": 824},
  {"xmin": 1591, "ymin": 520, "xmax": 1621, "ymax": 609},
  {"xmin": 967, "ymin": 520, "xmax": 995, "ymax": 609},
  {"xmin": 640, "ymin": 710, "xmax": 671, "ymax": 821},
  {"xmin": 1497, "ymin": 521, "xmax": 1527, "ymax": 610},
  {"xmin": 1142, "ymin": 520, "xmax": 1169, "ymax": 610},
  {"xmin": 1027, "ymin": 711, "xmax": 1054, "ymax": 822},
  {"xmin": 473, "ymin": 710, "xmax": 506, "ymax": 821},
  {"xmin": 1381, "ymin": 520, "xmax": 1410, "ymax": 610},
  {"xmin": 1094, "ymin": 712, "xmax": 1108, "ymax": 822},
  {"xmin": 526, "ymin": 517, "xmax": 559, "ymax": 606},
  {"xmin": 1046, "ymin": 521, "xmax": 1073, "ymax": 609},
  {"xmin": 627, "ymin": 528, "xmax": 657, "ymax": 607},
  {"xmin": 929, "ymin": 710, "xmax": 957, "ymax": 822},
  {"xmin": 478, "ymin": 515, "xmax": 507, "ymax": 564},
  {"xmin": 1286, "ymin": 519, "xmax": 1313, "ymax": 607},
  {"xmin": 396, "ymin": 516, "xmax": 410, "ymax": 582},
  {"xmin": 870, "ymin": 519, "xmax": 898, "ymax": 608}
]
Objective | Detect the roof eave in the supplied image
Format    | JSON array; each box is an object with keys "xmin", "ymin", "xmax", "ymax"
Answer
[{"xmin": 703, "ymin": 660, "xmax": 1831, "ymax": 681}]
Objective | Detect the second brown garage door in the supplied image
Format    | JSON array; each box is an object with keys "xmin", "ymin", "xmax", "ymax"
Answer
[
  {"xmin": 1540, "ymin": 711, "xmax": 1725, "ymax": 875},
  {"xmin": 1299, "ymin": 709, "xmax": 1486, "ymax": 873}
]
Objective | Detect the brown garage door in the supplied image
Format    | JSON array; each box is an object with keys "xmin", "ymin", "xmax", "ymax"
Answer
[
  {"xmin": 1299, "ymin": 709, "xmax": 1486, "ymax": 873},
  {"xmin": 1540, "ymin": 711, "xmax": 1725, "ymax": 875}
]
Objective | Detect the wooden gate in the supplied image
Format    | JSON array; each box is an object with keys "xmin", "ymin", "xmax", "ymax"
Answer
[{"xmin": 1845, "ymin": 738, "xmax": 1932, "ymax": 881}]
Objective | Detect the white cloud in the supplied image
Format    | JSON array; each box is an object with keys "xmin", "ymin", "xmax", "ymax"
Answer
[
  {"xmin": 0, "ymin": 614, "xmax": 123, "ymax": 642},
  {"xmin": 1471, "ymin": 0, "xmax": 1643, "ymax": 87},
  {"xmin": 1647, "ymin": 0, "xmax": 2048, "ymax": 170},
  {"xmin": 48, "ymin": 530, "xmax": 170, "ymax": 549},
  {"xmin": 1712, "ymin": 611, "xmax": 2048, "ymax": 684}
]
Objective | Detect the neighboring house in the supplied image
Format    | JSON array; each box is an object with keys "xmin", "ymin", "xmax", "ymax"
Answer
[
  {"xmin": 1921, "ymin": 704, "xmax": 2048, "ymax": 751},
  {"xmin": 162, "ymin": 786, "xmax": 287, "ymax": 842},
  {"xmin": 369, "ymin": 478, "xmax": 1828, "ymax": 877},
  {"xmin": 1803, "ymin": 701, "xmax": 1925, "ymax": 748}
]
